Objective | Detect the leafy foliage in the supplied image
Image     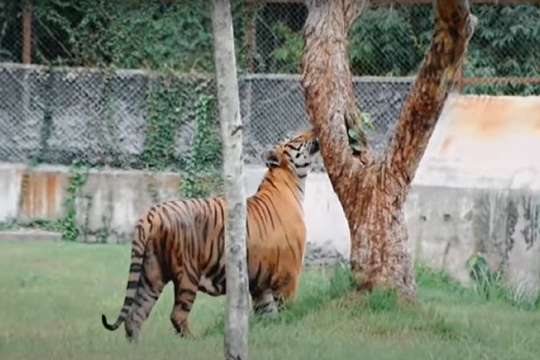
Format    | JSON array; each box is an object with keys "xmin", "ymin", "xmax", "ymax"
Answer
[
  {"xmin": 466, "ymin": 253, "xmax": 538, "ymax": 309},
  {"xmin": 464, "ymin": 5, "xmax": 540, "ymax": 94},
  {"xmin": 0, "ymin": 1, "xmax": 22, "ymax": 61},
  {"xmin": 140, "ymin": 77, "xmax": 185, "ymax": 170},
  {"xmin": 182, "ymin": 95, "xmax": 223, "ymax": 198},
  {"xmin": 6, "ymin": 1, "xmax": 540, "ymax": 85},
  {"xmin": 349, "ymin": 7, "xmax": 423, "ymax": 76},
  {"xmin": 270, "ymin": 22, "xmax": 304, "ymax": 74},
  {"xmin": 61, "ymin": 161, "xmax": 88, "ymax": 242},
  {"xmin": 30, "ymin": 0, "xmax": 249, "ymax": 72},
  {"xmin": 264, "ymin": 6, "xmax": 428, "ymax": 76},
  {"xmin": 468, "ymin": 5, "xmax": 540, "ymax": 77},
  {"xmin": 32, "ymin": 0, "xmax": 214, "ymax": 71},
  {"xmin": 264, "ymin": 4, "xmax": 539, "ymax": 95}
]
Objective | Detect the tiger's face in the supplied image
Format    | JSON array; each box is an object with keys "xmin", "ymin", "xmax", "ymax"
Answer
[{"xmin": 262, "ymin": 129, "xmax": 319, "ymax": 179}]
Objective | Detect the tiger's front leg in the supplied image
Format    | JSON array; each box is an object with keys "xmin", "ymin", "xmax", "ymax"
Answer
[
  {"xmin": 274, "ymin": 271, "xmax": 300, "ymax": 311},
  {"xmin": 252, "ymin": 290, "xmax": 278, "ymax": 317}
]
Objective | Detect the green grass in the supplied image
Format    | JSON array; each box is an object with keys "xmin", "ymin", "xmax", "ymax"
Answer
[{"xmin": 0, "ymin": 241, "xmax": 539, "ymax": 360}]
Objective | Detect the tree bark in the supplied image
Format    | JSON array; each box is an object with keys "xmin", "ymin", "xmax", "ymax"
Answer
[
  {"xmin": 212, "ymin": 1, "xmax": 249, "ymax": 359},
  {"xmin": 244, "ymin": 1, "xmax": 257, "ymax": 72},
  {"xmin": 302, "ymin": 0, "xmax": 476, "ymax": 299},
  {"xmin": 22, "ymin": 0, "xmax": 32, "ymax": 64}
]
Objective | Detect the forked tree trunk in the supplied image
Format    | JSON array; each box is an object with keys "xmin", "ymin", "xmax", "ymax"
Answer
[
  {"xmin": 212, "ymin": 1, "xmax": 249, "ymax": 359},
  {"xmin": 302, "ymin": 0, "xmax": 476, "ymax": 299}
]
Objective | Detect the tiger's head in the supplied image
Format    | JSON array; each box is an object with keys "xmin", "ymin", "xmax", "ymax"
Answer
[{"xmin": 261, "ymin": 129, "xmax": 319, "ymax": 179}]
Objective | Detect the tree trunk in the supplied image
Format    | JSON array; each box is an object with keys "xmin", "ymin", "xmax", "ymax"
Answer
[
  {"xmin": 302, "ymin": 0, "xmax": 476, "ymax": 299},
  {"xmin": 244, "ymin": 1, "xmax": 257, "ymax": 73},
  {"xmin": 211, "ymin": 1, "xmax": 249, "ymax": 359},
  {"xmin": 22, "ymin": 0, "xmax": 32, "ymax": 64}
]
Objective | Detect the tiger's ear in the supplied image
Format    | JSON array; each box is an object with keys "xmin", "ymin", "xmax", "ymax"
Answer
[{"xmin": 262, "ymin": 149, "xmax": 279, "ymax": 168}]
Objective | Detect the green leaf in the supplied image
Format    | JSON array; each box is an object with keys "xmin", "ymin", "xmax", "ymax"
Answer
[
  {"xmin": 348, "ymin": 128, "xmax": 360, "ymax": 141},
  {"xmin": 351, "ymin": 142, "xmax": 364, "ymax": 153}
]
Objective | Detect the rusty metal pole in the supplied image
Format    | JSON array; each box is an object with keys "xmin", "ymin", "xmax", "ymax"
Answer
[{"xmin": 22, "ymin": 0, "xmax": 33, "ymax": 64}]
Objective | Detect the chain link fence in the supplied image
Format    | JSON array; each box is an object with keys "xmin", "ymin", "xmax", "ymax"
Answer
[
  {"xmin": 0, "ymin": 1, "xmax": 539, "ymax": 175},
  {"xmin": 248, "ymin": 2, "xmax": 540, "ymax": 84},
  {"xmin": 0, "ymin": 64, "xmax": 210, "ymax": 167},
  {"xmin": 0, "ymin": 1, "xmax": 21, "ymax": 63},
  {"xmin": 0, "ymin": 64, "xmax": 411, "ymax": 169},
  {"xmin": 241, "ymin": 73, "xmax": 413, "ymax": 159}
]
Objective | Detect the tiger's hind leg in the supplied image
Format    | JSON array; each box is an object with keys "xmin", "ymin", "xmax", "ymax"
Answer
[
  {"xmin": 252, "ymin": 290, "xmax": 278, "ymax": 317},
  {"xmin": 124, "ymin": 252, "xmax": 166, "ymax": 342},
  {"xmin": 170, "ymin": 273, "xmax": 199, "ymax": 337}
]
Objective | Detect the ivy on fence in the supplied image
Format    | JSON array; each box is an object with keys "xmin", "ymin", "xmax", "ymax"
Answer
[
  {"xmin": 139, "ymin": 73, "xmax": 223, "ymax": 197},
  {"xmin": 61, "ymin": 161, "xmax": 88, "ymax": 242},
  {"xmin": 141, "ymin": 76, "xmax": 185, "ymax": 170},
  {"xmin": 182, "ymin": 94, "xmax": 223, "ymax": 198}
]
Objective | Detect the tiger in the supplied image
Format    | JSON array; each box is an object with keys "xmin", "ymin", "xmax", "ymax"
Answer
[{"xmin": 101, "ymin": 129, "xmax": 319, "ymax": 341}]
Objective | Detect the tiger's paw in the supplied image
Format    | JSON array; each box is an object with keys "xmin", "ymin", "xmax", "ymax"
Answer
[
  {"xmin": 175, "ymin": 326, "xmax": 194, "ymax": 339},
  {"xmin": 254, "ymin": 301, "xmax": 279, "ymax": 318}
]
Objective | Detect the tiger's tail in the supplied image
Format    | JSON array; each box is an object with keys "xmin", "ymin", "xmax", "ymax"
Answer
[{"xmin": 101, "ymin": 220, "xmax": 149, "ymax": 331}]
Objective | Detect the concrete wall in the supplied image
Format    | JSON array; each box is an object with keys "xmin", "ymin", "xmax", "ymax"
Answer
[
  {"xmin": 2, "ymin": 162, "xmax": 537, "ymax": 298},
  {"xmin": 410, "ymin": 94, "xmax": 540, "ymax": 296},
  {"xmin": 1, "ymin": 94, "xmax": 539, "ymax": 296},
  {"xmin": 0, "ymin": 164, "xmax": 181, "ymax": 243},
  {"xmin": 0, "ymin": 163, "xmax": 25, "ymax": 221}
]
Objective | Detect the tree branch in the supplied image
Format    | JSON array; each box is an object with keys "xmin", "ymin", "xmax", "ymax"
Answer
[
  {"xmin": 385, "ymin": 0, "xmax": 476, "ymax": 191},
  {"xmin": 344, "ymin": 0, "xmax": 369, "ymax": 29},
  {"xmin": 302, "ymin": 0, "xmax": 373, "ymax": 190}
]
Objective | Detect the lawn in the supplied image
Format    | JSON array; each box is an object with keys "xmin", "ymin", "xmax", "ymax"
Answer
[{"xmin": 0, "ymin": 240, "xmax": 539, "ymax": 360}]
